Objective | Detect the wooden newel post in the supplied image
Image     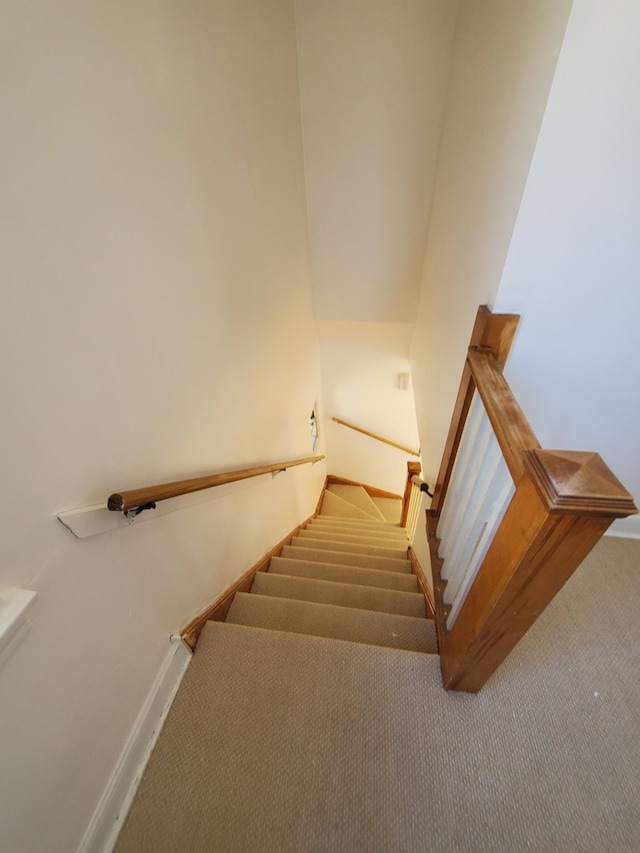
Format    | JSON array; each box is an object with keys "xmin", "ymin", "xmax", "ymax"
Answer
[
  {"xmin": 440, "ymin": 449, "xmax": 638, "ymax": 692},
  {"xmin": 401, "ymin": 461, "xmax": 422, "ymax": 528}
]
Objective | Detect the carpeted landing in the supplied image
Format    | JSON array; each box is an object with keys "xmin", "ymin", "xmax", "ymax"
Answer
[{"xmin": 115, "ymin": 488, "xmax": 640, "ymax": 852}]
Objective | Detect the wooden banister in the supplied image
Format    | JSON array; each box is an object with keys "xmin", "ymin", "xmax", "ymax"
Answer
[
  {"xmin": 435, "ymin": 449, "xmax": 637, "ymax": 692},
  {"xmin": 466, "ymin": 347, "xmax": 540, "ymax": 483},
  {"xmin": 400, "ymin": 461, "xmax": 422, "ymax": 528},
  {"xmin": 430, "ymin": 307, "xmax": 519, "ymax": 515},
  {"xmin": 426, "ymin": 305, "xmax": 638, "ymax": 692},
  {"xmin": 107, "ymin": 455, "xmax": 325, "ymax": 511},
  {"xmin": 331, "ymin": 417, "xmax": 420, "ymax": 457}
]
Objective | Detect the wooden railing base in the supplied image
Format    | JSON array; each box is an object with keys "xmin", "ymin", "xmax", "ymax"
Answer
[{"xmin": 408, "ymin": 546, "xmax": 435, "ymax": 621}]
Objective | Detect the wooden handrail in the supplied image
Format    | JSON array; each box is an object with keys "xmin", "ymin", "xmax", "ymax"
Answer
[
  {"xmin": 466, "ymin": 347, "xmax": 540, "ymax": 483},
  {"xmin": 108, "ymin": 455, "xmax": 325, "ymax": 511},
  {"xmin": 430, "ymin": 307, "xmax": 520, "ymax": 515},
  {"xmin": 332, "ymin": 417, "xmax": 420, "ymax": 457}
]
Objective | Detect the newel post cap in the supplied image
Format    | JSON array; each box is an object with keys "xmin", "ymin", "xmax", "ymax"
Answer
[{"xmin": 523, "ymin": 449, "xmax": 638, "ymax": 518}]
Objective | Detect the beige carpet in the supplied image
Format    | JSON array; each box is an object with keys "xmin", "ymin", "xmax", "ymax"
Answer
[{"xmin": 115, "ymin": 536, "xmax": 640, "ymax": 852}]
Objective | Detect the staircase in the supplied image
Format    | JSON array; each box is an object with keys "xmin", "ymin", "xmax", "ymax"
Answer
[{"xmin": 114, "ymin": 483, "xmax": 439, "ymax": 852}]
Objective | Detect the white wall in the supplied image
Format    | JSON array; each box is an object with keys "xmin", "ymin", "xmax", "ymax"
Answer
[
  {"xmin": 317, "ymin": 323, "xmax": 421, "ymax": 493},
  {"xmin": 493, "ymin": 0, "xmax": 640, "ymax": 536},
  {"xmin": 0, "ymin": 2, "xmax": 324, "ymax": 851},
  {"xmin": 296, "ymin": 0, "xmax": 459, "ymax": 322},
  {"xmin": 410, "ymin": 0, "xmax": 573, "ymax": 486}
]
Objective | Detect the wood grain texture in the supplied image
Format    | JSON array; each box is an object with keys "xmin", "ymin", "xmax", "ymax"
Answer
[
  {"xmin": 438, "ymin": 449, "xmax": 637, "ymax": 693},
  {"xmin": 426, "ymin": 306, "xmax": 637, "ymax": 693},
  {"xmin": 466, "ymin": 348, "xmax": 539, "ymax": 483},
  {"xmin": 425, "ymin": 509, "xmax": 449, "ymax": 669},
  {"xmin": 331, "ymin": 417, "xmax": 420, "ymax": 457},
  {"xmin": 430, "ymin": 307, "xmax": 520, "ymax": 514},
  {"xmin": 400, "ymin": 462, "xmax": 422, "ymax": 528},
  {"xmin": 408, "ymin": 546, "xmax": 435, "ymax": 621},
  {"xmin": 525, "ymin": 449, "xmax": 638, "ymax": 517},
  {"xmin": 108, "ymin": 455, "xmax": 325, "ymax": 511}
]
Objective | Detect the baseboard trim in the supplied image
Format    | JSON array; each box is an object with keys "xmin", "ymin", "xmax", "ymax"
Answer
[
  {"xmin": 77, "ymin": 635, "xmax": 192, "ymax": 853},
  {"xmin": 408, "ymin": 547, "xmax": 436, "ymax": 620},
  {"xmin": 606, "ymin": 515, "xmax": 640, "ymax": 539}
]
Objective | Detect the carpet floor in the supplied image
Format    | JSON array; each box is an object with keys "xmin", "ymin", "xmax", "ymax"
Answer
[{"xmin": 115, "ymin": 535, "xmax": 640, "ymax": 853}]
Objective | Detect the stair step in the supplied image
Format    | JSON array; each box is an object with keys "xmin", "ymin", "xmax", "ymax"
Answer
[
  {"xmin": 114, "ymin": 621, "xmax": 440, "ymax": 852},
  {"xmin": 291, "ymin": 535, "xmax": 407, "ymax": 561},
  {"xmin": 226, "ymin": 593, "xmax": 437, "ymax": 653},
  {"xmin": 299, "ymin": 527, "xmax": 408, "ymax": 549},
  {"xmin": 371, "ymin": 496, "xmax": 403, "ymax": 524},
  {"xmin": 308, "ymin": 519, "xmax": 408, "ymax": 541},
  {"xmin": 312, "ymin": 515, "xmax": 403, "ymax": 532},
  {"xmin": 320, "ymin": 490, "xmax": 380, "ymax": 520},
  {"xmin": 326, "ymin": 484, "xmax": 387, "ymax": 521},
  {"xmin": 281, "ymin": 545, "xmax": 411, "ymax": 573},
  {"xmin": 252, "ymin": 572, "xmax": 425, "ymax": 618},
  {"xmin": 268, "ymin": 556, "xmax": 418, "ymax": 592}
]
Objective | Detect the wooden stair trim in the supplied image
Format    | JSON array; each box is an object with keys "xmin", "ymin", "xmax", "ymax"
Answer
[
  {"xmin": 431, "ymin": 307, "xmax": 520, "ymax": 515},
  {"xmin": 408, "ymin": 547, "xmax": 435, "ymax": 621}
]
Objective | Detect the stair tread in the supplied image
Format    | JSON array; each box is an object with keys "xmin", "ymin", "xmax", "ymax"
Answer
[
  {"xmin": 300, "ymin": 524, "xmax": 409, "ymax": 548},
  {"xmin": 281, "ymin": 545, "xmax": 411, "ymax": 573},
  {"xmin": 226, "ymin": 592, "xmax": 436, "ymax": 653},
  {"xmin": 115, "ymin": 621, "xmax": 441, "ymax": 852},
  {"xmin": 326, "ymin": 484, "xmax": 387, "ymax": 521},
  {"xmin": 309, "ymin": 518, "xmax": 407, "ymax": 538},
  {"xmin": 291, "ymin": 535, "xmax": 407, "ymax": 560},
  {"xmin": 371, "ymin": 496, "xmax": 403, "ymax": 524},
  {"xmin": 252, "ymin": 572, "xmax": 425, "ymax": 618},
  {"xmin": 320, "ymin": 490, "xmax": 380, "ymax": 520},
  {"xmin": 299, "ymin": 528, "xmax": 409, "ymax": 548},
  {"xmin": 269, "ymin": 556, "xmax": 418, "ymax": 591},
  {"xmin": 313, "ymin": 514, "xmax": 403, "ymax": 531}
]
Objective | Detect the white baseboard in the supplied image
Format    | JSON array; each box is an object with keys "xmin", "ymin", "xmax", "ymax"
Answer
[
  {"xmin": 606, "ymin": 515, "xmax": 640, "ymax": 540},
  {"xmin": 78, "ymin": 635, "xmax": 192, "ymax": 853}
]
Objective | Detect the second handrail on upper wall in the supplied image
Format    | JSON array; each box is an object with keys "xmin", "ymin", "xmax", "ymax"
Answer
[
  {"xmin": 331, "ymin": 416, "xmax": 420, "ymax": 457},
  {"xmin": 108, "ymin": 455, "xmax": 325, "ymax": 512}
]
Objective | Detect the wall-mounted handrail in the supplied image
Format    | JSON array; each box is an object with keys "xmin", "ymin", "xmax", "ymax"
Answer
[
  {"xmin": 108, "ymin": 455, "xmax": 325, "ymax": 512},
  {"xmin": 427, "ymin": 306, "xmax": 637, "ymax": 693},
  {"xmin": 332, "ymin": 416, "xmax": 420, "ymax": 457}
]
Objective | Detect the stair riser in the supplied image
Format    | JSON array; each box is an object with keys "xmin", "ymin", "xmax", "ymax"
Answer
[
  {"xmin": 313, "ymin": 515, "xmax": 402, "ymax": 532},
  {"xmin": 226, "ymin": 593, "xmax": 437, "ymax": 654},
  {"xmin": 268, "ymin": 557, "xmax": 418, "ymax": 592},
  {"xmin": 281, "ymin": 546, "xmax": 412, "ymax": 573},
  {"xmin": 299, "ymin": 529, "xmax": 408, "ymax": 549},
  {"xmin": 291, "ymin": 536, "xmax": 407, "ymax": 561},
  {"xmin": 252, "ymin": 573, "xmax": 425, "ymax": 618},
  {"xmin": 307, "ymin": 522, "xmax": 408, "ymax": 542}
]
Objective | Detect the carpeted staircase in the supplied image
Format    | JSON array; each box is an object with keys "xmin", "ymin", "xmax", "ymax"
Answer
[{"xmin": 115, "ymin": 483, "xmax": 438, "ymax": 852}]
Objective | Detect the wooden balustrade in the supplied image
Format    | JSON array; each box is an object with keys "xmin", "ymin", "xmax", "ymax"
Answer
[
  {"xmin": 427, "ymin": 306, "xmax": 637, "ymax": 692},
  {"xmin": 400, "ymin": 461, "xmax": 423, "ymax": 528}
]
